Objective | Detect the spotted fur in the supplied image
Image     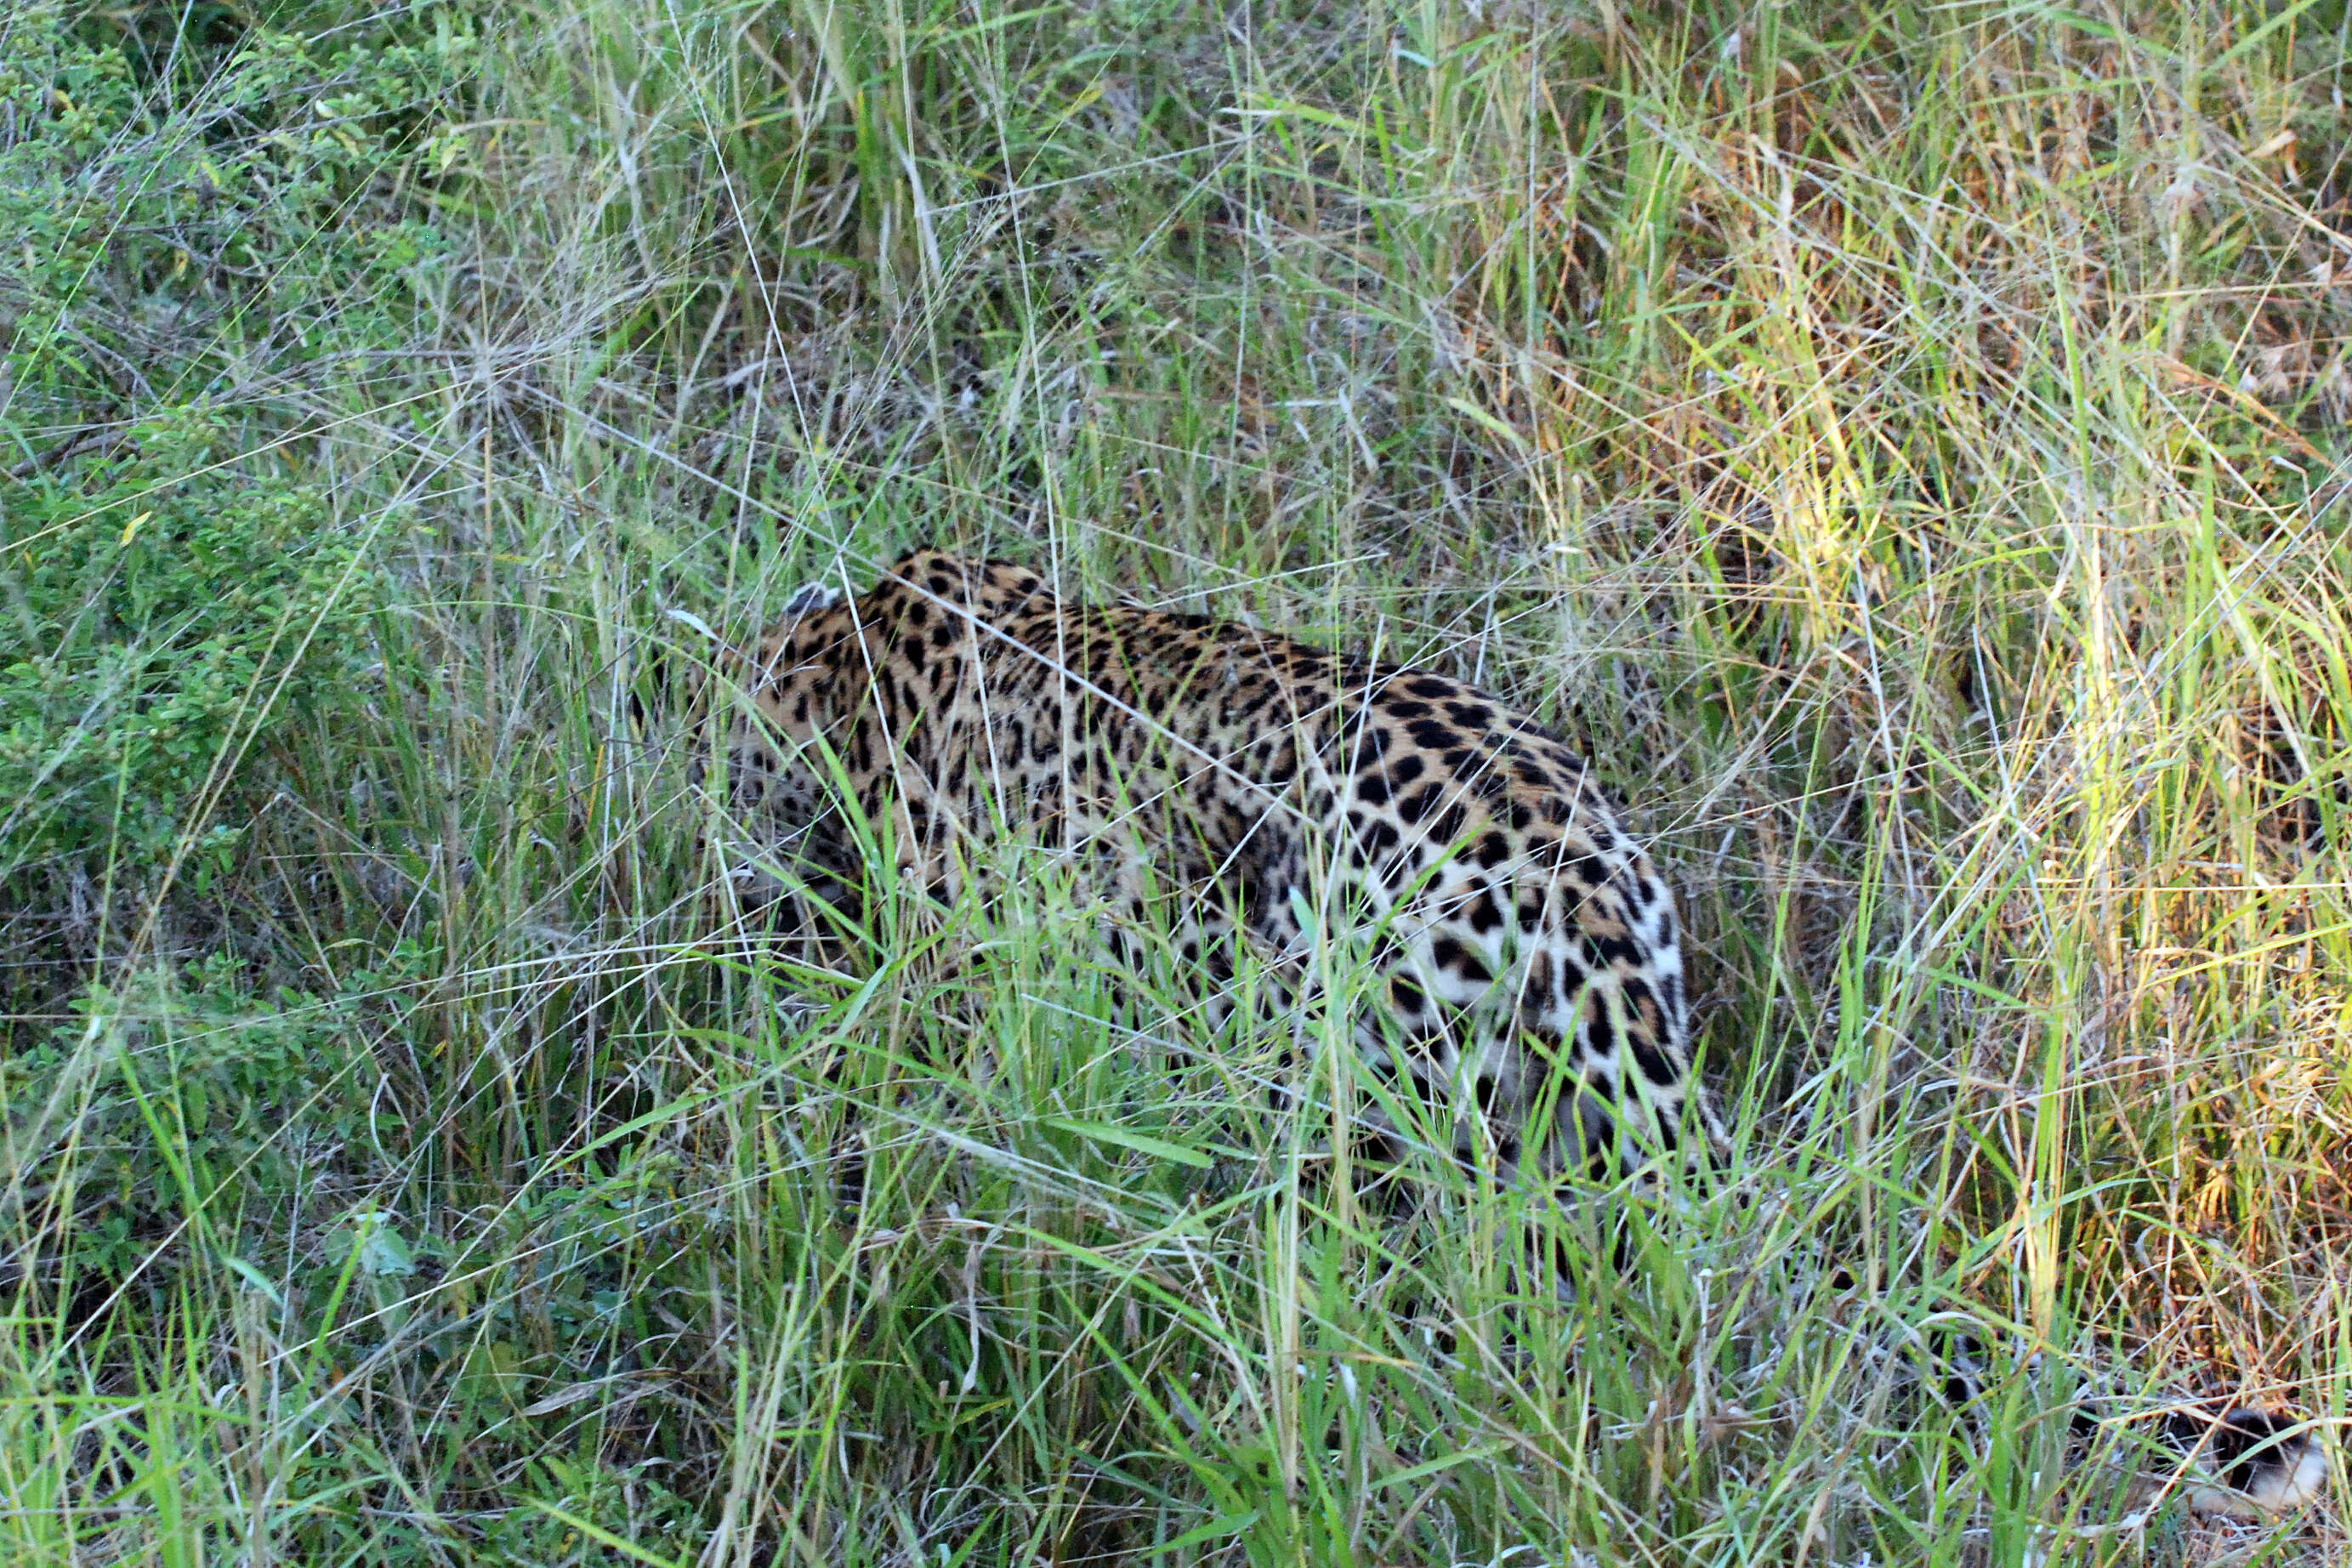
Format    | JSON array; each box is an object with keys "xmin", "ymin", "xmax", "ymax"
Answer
[{"xmin": 717, "ymin": 548, "xmax": 1724, "ymax": 1179}]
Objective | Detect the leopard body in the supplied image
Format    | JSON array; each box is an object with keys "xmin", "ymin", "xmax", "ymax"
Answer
[{"xmin": 718, "ymin": 548, "xmax": 1723, "ymax": 1178}]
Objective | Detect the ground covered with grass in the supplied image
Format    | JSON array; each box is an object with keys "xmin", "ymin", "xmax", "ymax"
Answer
[{"xmin": 3, "ymin": 0, "xmax": 2349, "ymax": 1562}]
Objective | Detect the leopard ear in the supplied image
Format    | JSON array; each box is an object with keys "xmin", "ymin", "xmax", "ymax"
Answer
[{"xmin": 778, "ymin": 580, "xmax": 845, "ymax": 620}]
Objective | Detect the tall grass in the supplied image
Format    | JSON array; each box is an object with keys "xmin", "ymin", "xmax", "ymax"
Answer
[{"xmin": 3, "ymin": 0, "xmax": 2348, "ymax": 1562}]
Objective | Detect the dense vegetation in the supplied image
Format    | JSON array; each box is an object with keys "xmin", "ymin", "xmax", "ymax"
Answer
[{"xmin": 3, "ymin": 0, "xmax": 2347, "ymax": 1561}]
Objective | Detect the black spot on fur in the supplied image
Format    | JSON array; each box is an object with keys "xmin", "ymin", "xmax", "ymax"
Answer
[
  {"xmin": 1406, "ymin": 719, "xmax": 1453, "ymax": 750},
  {"xmin": 1629, "ymin": 1037, "xmax": 1678, "ymax": 1087},
  {"xmin": 1581, "ymin": 996, "xmax": 1616, "ymax": 1062},
  {"xmin": 1430, "ymin": 937, "xmax": 1491, "ymax": 987}
]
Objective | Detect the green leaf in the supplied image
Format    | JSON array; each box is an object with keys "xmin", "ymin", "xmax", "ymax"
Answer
[{"xmin": 1043, "ymin": 1116, "xmax": 1213, "ymax": 1168}]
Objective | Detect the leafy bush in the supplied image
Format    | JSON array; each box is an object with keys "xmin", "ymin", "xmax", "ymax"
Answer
[
  {"xmin": 0, "ymin": 418, "xmax": 361, "ymax": 886},
  {"xmin": 0, "ymin": 3, "xmax": 469, "ymax": 949}
]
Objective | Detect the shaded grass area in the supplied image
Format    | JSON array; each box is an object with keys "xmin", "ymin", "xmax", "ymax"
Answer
[{"xmin": 3, "ymin": 0, "xmax": 2349, "ymax": 1561}]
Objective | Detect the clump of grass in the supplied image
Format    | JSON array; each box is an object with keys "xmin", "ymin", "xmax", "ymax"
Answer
[{"xmin": 3, "ymin": 0, "xmax": 2347, "ymax": 1563}]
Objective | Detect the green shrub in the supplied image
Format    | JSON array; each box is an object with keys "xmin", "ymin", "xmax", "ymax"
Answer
[
  {"xmin": 0, "ymin": 3, "xmax": 469, "ymax": 937},
  {"xmin": 0, "ymin": 416, "xmax": 363, "ymax": 886}
]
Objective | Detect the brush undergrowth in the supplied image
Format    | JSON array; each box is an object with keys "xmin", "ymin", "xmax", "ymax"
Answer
[{"xmin": 3, "ymin": 0, "xmax": 2349, "ymax": 1563}]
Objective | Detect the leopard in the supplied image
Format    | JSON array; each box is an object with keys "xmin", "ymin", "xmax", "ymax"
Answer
[
  {"xmin": 710, "ymin": 547, "xmax": 1720, "ymax": 1183},
  {"xmin": 695, "ymin": 547, "xmax": 2328, "ymax": 1517}
]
